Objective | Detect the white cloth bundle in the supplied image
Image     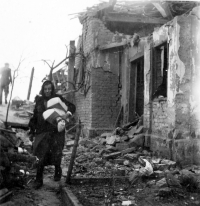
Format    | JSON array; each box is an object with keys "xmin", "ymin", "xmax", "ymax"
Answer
[
  {"xmin": 47, "ymin": 97, "xmax": 68, "ymax": 112},
  {"xmin": 43, "ymin": 97, "xmax": 70, "ymax": 132},
  {"xmin": 43, "ymin": 108, "xmax": 66, "ymax": 124}
]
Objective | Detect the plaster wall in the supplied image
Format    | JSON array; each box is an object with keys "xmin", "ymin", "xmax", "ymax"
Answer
[{"xmin": 143, "ymin": 8, "xmax": 200, "ymax": 164}]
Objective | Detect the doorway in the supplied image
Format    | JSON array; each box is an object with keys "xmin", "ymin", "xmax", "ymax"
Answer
[{"xmin": 129, "ymin": 56, "xmax": 144, "ymax": 122}]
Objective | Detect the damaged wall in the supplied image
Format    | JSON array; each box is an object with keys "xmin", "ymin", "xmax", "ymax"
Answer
[
  {"xmin": 121, "ymin": 37, "xmax": 151, "ymax": 124},
  {"xmin": 143, "ymin": 7, "xmax": 200, "ymax": 165},
  {"xmin": 90, "ymin": 67, "xmax": 120, "ymax": 131},
  {"xmin": 75, "ymin": 16, "xmax": 120, "ymax": 136}
]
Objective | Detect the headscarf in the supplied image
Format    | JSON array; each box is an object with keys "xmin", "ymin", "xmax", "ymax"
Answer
[{"xmin": 40, "ymin": 80, "xmax": 55, "ymax": 99}]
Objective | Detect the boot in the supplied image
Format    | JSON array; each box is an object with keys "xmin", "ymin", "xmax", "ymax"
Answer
[
  {"xmin": 33, "ymin": 164, "xmax": 44, "ymax": 189},
  {"xmin": 5, "ymin": 99, "xmax": 7, "ymax": 104},
  {"xmin": 54, "ymin": 166, "xmax": 62, "ymax": 181}
]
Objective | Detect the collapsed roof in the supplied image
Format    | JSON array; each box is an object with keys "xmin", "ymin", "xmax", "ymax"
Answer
[{"xmin": 76, "ymin": 1, "xmax": 198, "ymax": 35}]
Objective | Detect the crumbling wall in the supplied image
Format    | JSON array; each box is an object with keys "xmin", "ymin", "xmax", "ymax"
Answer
[
  {"xmin": 75, "ymin": 16, "xmax": 120, "ymax": 137},
  {"xmin": 74, "ymin": 17, "xmax": 95, "ymax": 133},
  {"xmin": 143, "ymin": 7, "xmax": 200, "ymax": 165},
  {"xmin": 126, "ymin": 39, "xmax": 146, "ymax": 123},
  {"xmin": 90, "ymin": 67, "xmax": 120, "ymax": 132},
  {"xmin": 144, "ymin": 100, "xmax": 168, "ymax": 134},
  {"xmin": 121, "ymin": 47, "xmax": 130, "ymax": 124},
  {"xmin": 143, "ymin": 18, "xmax": 177, "ymax": 153}
]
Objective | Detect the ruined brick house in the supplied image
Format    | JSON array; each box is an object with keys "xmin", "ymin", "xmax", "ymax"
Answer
[{"xmin": 68, "ymin": 1, "xmax": 200, "ymax": 164}]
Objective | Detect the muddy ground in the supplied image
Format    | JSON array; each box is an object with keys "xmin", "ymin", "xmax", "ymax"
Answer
[
  {"xmin": 1, "ymin": 174, "xmax": 62, "ymax": 206},
  {"xmin": 2, "ymin": 166, "xmax": 200, "ymax": 206},
  {"xmin": 1, "ymin": 103, "xmax": 200, "ymax": 206},
  {"xmin": 68, "ymin": 179, "xmax": 200, "ymax": 206}
]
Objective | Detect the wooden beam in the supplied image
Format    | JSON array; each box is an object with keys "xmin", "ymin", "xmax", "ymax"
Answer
[
  {"xmin": 27, "ymin": 67, "xmax": 34, "ymax": 100},
  {"xmin": 152, "ymin": 2, "xmax": 173, "ymax": 20},
  {"xmin": 66, "ymin": 119, "xmax": 81, "ymax": 184},
  {"xmin": 129, "ymin": 51, "xmax": 144, "ymax": 62},
  {"xmin": 67, "ymin": 41, "xmax": 75, "ymax": 90},
  {"xmin": 99, "ymin": 41, "xmax": 126, "ymax": 50},
  {"xmin": 105, "ymin": 12, "xmax": 168, "ymax": 24},
  {"xmin": 6, "ymin": 121, "xmax": 29, "ymax": 129}
]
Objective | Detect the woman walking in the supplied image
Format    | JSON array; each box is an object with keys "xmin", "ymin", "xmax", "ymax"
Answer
[{"xmin": 29, "ymin": 80, "xmax": 76, "ymax": 189}]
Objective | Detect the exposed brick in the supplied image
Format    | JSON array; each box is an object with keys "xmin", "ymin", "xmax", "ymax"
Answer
[{"xmin": 75, "ymin": 15, "xmax": 120, "ymax": 135}]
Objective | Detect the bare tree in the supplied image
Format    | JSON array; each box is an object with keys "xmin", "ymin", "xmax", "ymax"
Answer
[
  {"xmin": 42, "ymin": 45, "xmax": 69, "ymax": 81},
  {"xmin": 42, "ymin": 44, "xmax": 87, "ymax": 96}
]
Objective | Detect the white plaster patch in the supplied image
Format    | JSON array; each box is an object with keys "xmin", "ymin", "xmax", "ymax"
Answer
[
  {"xmin": 153, "ymin": 26, "xmax": 168, "ymax": 44},
  {"xmin": 176, "ymin": 23, "xmax": 186, "ymax": 85},
  {"xmin": 168, "ymin": 19, "xmax": 186, "ymax": 104}
]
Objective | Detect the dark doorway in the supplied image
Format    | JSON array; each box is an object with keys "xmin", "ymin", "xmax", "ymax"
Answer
[
  {"xmin": 129, "ymin": 56, "xmax": 144, "ymax": 122},
  {"xmin": 152, "ymin": 42, "xmax": 168, "ymax": 99}
]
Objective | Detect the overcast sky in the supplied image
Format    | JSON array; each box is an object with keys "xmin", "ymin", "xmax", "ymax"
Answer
[{"xmin": 0, "ymin": 0, "xmax": 101, "ymax": 101}]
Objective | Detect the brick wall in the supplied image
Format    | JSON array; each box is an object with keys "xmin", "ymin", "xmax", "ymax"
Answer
[
  {"xmin": 91, "ymin": 67, "xmax": 120, "ymax": 130},
  {"xmin": 144, "ymin": 100, "xmax": 169, "ymax": 136},
  {"xmin": 75, "ymin": 89, "xmax": 92, "ymax": 128},
  {"xmin": 75, "ymin": 15, "xmax": 119, "ymax": 137},
  {"xmin": 143, "ymin": 10, "xmax": 200, "ymax": 164}
]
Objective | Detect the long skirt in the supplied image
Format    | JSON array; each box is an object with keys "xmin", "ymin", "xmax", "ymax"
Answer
[{"xmin": 33, "ymin": 131, "xmax": 65, "ymax": 166}]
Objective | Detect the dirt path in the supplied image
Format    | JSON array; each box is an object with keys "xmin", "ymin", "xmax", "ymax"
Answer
[{"xmin": 2, "ymin": 175, "xmax": 62, "ymax": 206}]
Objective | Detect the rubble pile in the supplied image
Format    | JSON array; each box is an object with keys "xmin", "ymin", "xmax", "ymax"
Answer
[
  {"xmin": 63, "ymin": 116, "xmax": 145, "ymax": 178},
  {"xmin": 63, "ymin": 117, "xmax": 200, "ymax": 204},
  {"xmin": 0, "ymin": 121, "xmax": 38, "ymax": 203},
  {"xmin": 12, "ymin": 99, "xmax": 34, "ymax": 119}
]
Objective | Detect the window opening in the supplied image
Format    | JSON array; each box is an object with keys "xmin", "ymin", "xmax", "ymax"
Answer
[
  {"xmin": 152, "ymin": 42, "xmax": 168, "ymax": 100},
  {"xmin": 129, "ymin": 56, "xmax": 144, "ymax": 122}
]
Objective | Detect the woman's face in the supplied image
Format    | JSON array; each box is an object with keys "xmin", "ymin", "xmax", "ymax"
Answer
[{"xmin": 44, "ymin": 84, "xmax": 52, "ymax": 97}]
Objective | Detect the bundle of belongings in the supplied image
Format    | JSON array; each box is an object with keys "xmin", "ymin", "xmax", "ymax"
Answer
[{"xmin": 43, "ymin": 97, "xmax": 72, "ymax": 132}]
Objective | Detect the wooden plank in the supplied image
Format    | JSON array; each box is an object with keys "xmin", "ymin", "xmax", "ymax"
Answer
[
  {"xmin": 67, "ymin": 41, "xmax": 75, "ymax": 90},
  {"xmin": 27, "ymin": 67, "xmax": 34, "ymax": 100},
  {"xmin": 6, "ymin": 121, "xmax": 29, "ymax": 129},
  {"xmin": 99, "ymin": 41, "xmax": 126, "ymax": 50},
  {"xmin": 105, "ymin": 12, "xmax": 168, "ymax": 24},
  {"xmin": 152, "ymin": 2, "xmax": 173, "ymax": 20},
  {"xmin": 0, "ymin": 191, "xmax": 12, "ymax": 204},
  {"xmin": 129, "ymin": 51, "xmax": 144, "ymax": 62},
  {"xmin": 66, "ymin": 119, "xmax": 81, "ymax": 184},
  {"xmin": 0, "ymin": 128, "xmax": 16, "ymax": 134}
]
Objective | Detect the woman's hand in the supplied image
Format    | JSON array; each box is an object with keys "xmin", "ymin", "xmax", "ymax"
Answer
[
  {"xmin": 63, "ymin": 111, "xmax": 72, "ymax": 122},
  {"xmin": 56, "ymin": 117, "xmax": 66, "ymax": 132}
]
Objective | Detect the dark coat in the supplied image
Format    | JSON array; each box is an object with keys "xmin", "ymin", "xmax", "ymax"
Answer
[
  {"xmin": 0, "ymin": 67, "xmax": 12, "ymax": 86},
  {"xmin": 29, "ymin": 93, "xmax": 76, "ymax": 166}
]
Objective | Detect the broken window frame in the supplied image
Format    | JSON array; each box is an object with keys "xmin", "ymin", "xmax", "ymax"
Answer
[
  {"xmin": 151, "ymin": 41, "xmax": 169, "ymax": 100},
  {"xmin": 129, "ymin": 55, "xmax": 144, "ymax": 122}
]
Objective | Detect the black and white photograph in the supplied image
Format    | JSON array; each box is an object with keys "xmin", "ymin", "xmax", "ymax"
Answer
[{"xmin": 0, "ymin": 0, "xmax": 200, "ymax": 205}]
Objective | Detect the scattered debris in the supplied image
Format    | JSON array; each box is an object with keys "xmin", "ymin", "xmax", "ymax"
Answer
[
  {"xmin": 0, "ymin": 121, "xmax": 38, "ymax": 204},
  {"xmin": 61, "ymin": 116, "xmax": 200, "ymax": 206},
  {"xmin": 1, "ymin": 106, "xmax": 200, "ymax": 205}
]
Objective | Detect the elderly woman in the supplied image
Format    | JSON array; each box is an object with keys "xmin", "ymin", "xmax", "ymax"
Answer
[{"xmin": 29, "ymin": 80, "xmax": 75, "ymax": 189}]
